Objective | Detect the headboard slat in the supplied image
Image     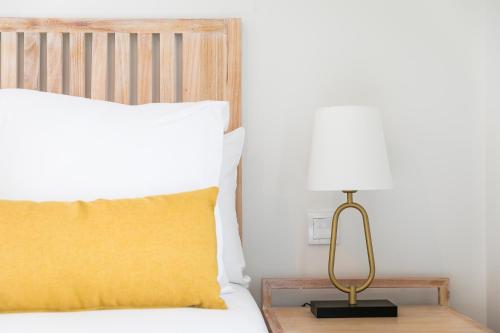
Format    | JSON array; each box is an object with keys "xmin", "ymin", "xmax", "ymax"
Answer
[
  {"xmin": 216, "ymin": 34, "xmax": 228, "ymax": 101},
  {"xmin": 0, "ymin": 32, "xmax": 18, "ymax": 88},
  {"xmin": 46, "ymin": 32, "xmax": 63, "ymax": 94},
  {"xmin": 226, "ymin": 19, "xmax": 241, "ymax": 132},
  {"xmin": 23, "ymin": 32, "xmax": 40, "ymax": 90},
  {"xmin": 182, "ymin": 33, "xmax": 226, "ymax": 102},
  {"xmin": 137, "ymin": 33, "xmax": 153, "ymax": 104},
  {"xmin": 159, "ymin": 33, "xmax": 176, "ymax": 103},
  {"xmin": 90, "ymin": 32, "xmax": 108, "ymax": 101},
  {"xmin": 181, "ymin": 33, "xmax": 200, "ymax": 100},
  {"xmin": 69, "ymin": 32, "xmax": 85, "ymax": 97},
  {"xmin": 114, "ymin": 32, "xmax": 130, "ymax": 104}
]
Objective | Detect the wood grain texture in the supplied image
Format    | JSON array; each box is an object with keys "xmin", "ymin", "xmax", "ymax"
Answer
[
  {"xmin": 265, "ymin": 306, "xmax": 493, "ymax": 333},
  {"xmin": 114, "ymin": 32, "xmax": 130, "ymax": 104},
  {"xmin": 91, "ymin": 32, "xmax": 107, "ymax": 100},
  {"xmin": 226, "ymin": 18, "xmax": 241, "ymax": 132},
  {"xmin": 159, "ymin": 33, "xmax": 176, "ymax": 102},
  {"xmin": 261, "ymin": 277, "xmax": 450, "ymax": 309},
  {"xmin": 0, "ymin": 18, "xmax": 226, "ymax": 33},
  {"xmin": 0, "ymin": 32, "xmax": 18, "ymax": 88},
  {"xmin": 69, "ymin": 32, "xmax": 85, "ymax": 97},
  {"xmin": 46, "ymin": 32, "xmax": 63, "ymax": 93},
  {"xmin": 182, "ymin": 32, "xmax": 226, "ymax": 101},
  {"xmin": 261, "ymin": 277, "xmax": 489, "ymax": 333},
  {"xmin": 137, "ymin": 33, "xmax": 152, "ymax": 104},
  {"xmin": 23, "ymin": 32, "xmax": 40, "ymax": 89}
]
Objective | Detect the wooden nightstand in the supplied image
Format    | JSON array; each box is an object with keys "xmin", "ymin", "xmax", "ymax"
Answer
[{"xmin": 261, "ymin": 277, "xmax": 493, "ymax": 333}]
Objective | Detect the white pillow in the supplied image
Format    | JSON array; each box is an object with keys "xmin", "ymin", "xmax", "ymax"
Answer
[
  {"xmin": 221, "ymin": 128, "xmax": 250, "ymax": 286},
  {"xmin": 0, "ymin": 89, "xmax": 231, "ymax": 293}
]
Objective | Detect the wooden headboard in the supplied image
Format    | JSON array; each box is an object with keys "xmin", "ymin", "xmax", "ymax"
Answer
[{"xmin": 0, "ymin": 18, "xmax": 242, "ymax": 234}]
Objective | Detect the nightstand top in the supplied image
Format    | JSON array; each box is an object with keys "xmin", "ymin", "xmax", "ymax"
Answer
[
  {"xmin": 261, "ymin": 278, "xmax": 492, "ymax": 333},
  {"xmin": 263, "ymin": 305, "xmax": 491, "ymax": 333}
]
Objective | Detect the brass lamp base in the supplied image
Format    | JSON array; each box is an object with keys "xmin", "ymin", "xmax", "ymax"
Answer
[
  {"xmin": 311, "ymin": 191, "xmax": 398, "ymax": 318},
  {"xmin": 329, "ymin": 191, "xmax": 375, "ymax": 305}
]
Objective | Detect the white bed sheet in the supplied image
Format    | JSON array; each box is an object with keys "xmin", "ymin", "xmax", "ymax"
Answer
[{"xmin": 0, "ymin": 285, "xmax": 268, "ymax": 333}]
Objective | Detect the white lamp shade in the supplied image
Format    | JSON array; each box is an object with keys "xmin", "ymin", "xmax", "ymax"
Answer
[{"xmin": 308, "ymin": 106, "xmax": 393, "ymax": 191}]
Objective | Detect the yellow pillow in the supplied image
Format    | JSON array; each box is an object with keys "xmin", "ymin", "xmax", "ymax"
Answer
[{"xmin": 0, "ymin": 187, "xmax": 226, "ymax": 312}]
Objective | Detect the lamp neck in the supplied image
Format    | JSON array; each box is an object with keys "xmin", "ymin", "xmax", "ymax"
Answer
[{"xmin": 342, "ymin": 190, "xmax": 357, "ymax": 204}]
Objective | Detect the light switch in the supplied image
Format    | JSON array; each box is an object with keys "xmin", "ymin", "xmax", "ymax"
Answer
[{"xmin": 308, "ymin": 210, "xmax": 341, "ymax": 245}]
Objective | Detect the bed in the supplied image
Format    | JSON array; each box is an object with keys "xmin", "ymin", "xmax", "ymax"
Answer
[
  {"xmin": 0, "ymin": 17, "xmax": 267, "ymax": 332},
  {"xmin": 0, "ymin": 284, "xmax": 267, "ymax": 333}
]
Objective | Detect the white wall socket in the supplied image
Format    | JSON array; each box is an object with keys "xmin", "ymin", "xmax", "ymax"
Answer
[{"xmin": 307, "ymin": 210, "xmax": 341, "ymax": 245}]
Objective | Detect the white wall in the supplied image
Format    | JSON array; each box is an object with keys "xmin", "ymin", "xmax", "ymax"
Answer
[
  {"xmin": 484, "ymin": 0, "xmax": 500, "ymax": 331},
  {"xmin": 2, "ymin": 0, "xmax": 490, "ymax": 325}
]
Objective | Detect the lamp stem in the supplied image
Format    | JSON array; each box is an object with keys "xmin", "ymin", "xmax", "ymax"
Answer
[
  {"xmin": 345, "ymin": 191, "xmax": 354, "ymax": 203},
  {"xmin": 328, "ymin": 191, "xmax": 376, "ymax": 305}
]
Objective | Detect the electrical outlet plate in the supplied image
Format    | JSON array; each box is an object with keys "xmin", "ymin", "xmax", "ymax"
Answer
[{"xmin": 308, "ymin": 210, "xmax": 340, "ymax": 245}]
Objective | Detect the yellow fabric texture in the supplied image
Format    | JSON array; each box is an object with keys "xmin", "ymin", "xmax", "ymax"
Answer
[{"xmin": 0, "ymin": 187, "xmax": 226, "ymax": 312}]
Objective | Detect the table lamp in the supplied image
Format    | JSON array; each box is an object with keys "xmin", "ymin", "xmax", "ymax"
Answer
[{"xmin": 307, "ymin": 106, "xmax": 396, "ymax": 318}]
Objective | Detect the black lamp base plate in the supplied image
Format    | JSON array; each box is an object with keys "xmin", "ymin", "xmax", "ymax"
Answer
[{"xmin": 310, "ymin": 299, "xmax": 398, "ymax": 318}]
